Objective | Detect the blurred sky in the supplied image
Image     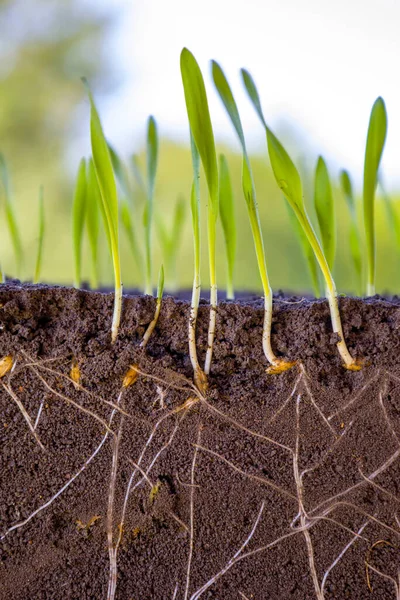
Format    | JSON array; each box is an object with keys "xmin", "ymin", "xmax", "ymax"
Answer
[{"xmin": 96, "ymin": 0, "xmax": 400, "ymax": 188}]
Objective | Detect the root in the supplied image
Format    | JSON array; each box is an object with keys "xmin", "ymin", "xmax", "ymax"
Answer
[
  {"xmin": 184, "ymin": 426, "xmax": 201, "ymax": 600},
  {"xmin": 2, "ymin": 381, "xmax": 45, "ymax": 451}
]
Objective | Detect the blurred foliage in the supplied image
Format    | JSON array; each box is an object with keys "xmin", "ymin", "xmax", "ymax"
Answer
[{"xmin": 0, "ymin": 1, "xmax": 399, "ymax": 295}]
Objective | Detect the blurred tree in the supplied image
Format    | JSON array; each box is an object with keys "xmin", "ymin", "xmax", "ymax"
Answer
[{"xmin": 0, "ymin": 0, "xmax": 117, "ymax": 281}]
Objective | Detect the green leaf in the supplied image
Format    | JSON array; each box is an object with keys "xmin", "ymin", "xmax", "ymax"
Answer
[
  {"xmin": 143, "ymin": 115, "xmax": 159, "ymax": 295},
  {"xmin": 363, "ymin": 96, "xmax": 388, "ymax": 294},
  {"xmin": 109, "ymin": 144, "xmax": 132, "ymax": 201},
  {"xmin": 314, "ymin": 156, "xmax": 335, "ymax": 271},
  {"xmin": 72, "ymin": 158, "xmax": 87, "ymax": 288},
  {"xmin": 240, "ymin": 68, "xmax": 267, "ymax": 128},
  {"xmin": 157, "ymin": 264, "xmax": 164, "ymax": 302},
  {"xmin": 379, "ymin": 174, "xmax": 400, "ymax": 252},
  {"xmin": 34, "ymin": 186, "xmax": 45, "ymax": 284},
  {"xmin": 0, "ymin": 154, "xmax": 23, "ymax": 277},
  {"xmin": 86, "ymin": 158, "xmax": 100, "ymax": 288},
  {"xmin": 121, "ymin": 200, "xmax": 143, "ymax": 280},
  {"xmin": 212, "ymin": 60, "xmax": 270, "ymax": 296},
  {"xmin": 181, "ymin": 48, "xmax": 218, "ymax": 219},
  {"xmin": 131, "ymin": 154, "xmax": 146, "ymax": 196},
  {"xmin": 339, "ymin": 169, "xmax": 362, "ymax": 292},
  {"xmin": 286, "ymin": 199, "xmax": 320, "ymax": 297},
  {"xmin": 190, "ymin": 132, "xmax": 201, "ymax": 276},
  {"xmin": 219, "ymin": 154, "xmax": 236, "ymax": 298}
]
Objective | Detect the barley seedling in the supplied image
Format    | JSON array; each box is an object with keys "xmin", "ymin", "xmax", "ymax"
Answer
[
  {"xmin": 144, "ymin": 116, "xmax": 159, "ymax": 296},
  {"xmin": 314, "ymin": 156, "xmax": 336, "ymax": 274},
  {"xmin": 181, "ymin": 48, "xmax": 219, "ymax": 380},
  {"xmin": 339, "ymin": 169, "xmax": 362, "ymax": 295},
  {"xmin": 286, "ymin": 200, "xmax": 320, "ymax": 297},
  {"xmin": 156, "ymin": 195, "xmax": 186, "ymax": 292},
  {"xmin": 86, "ymin": 158, "xmax": 100, "ymax": 289},
  {"xmin": 241, "ymin": 68, "xmax": 361, "ymax": 369},
  {"xmin": 0, "ymin": 154, "xmax": 23, "ymax": 279},
  {"xmin": 212, "ymin": 60, "xmax": 295, "ymax": 373},
  {"xmin": 84, "ymin": 79, "xmax": 122, "ymax": 343}
]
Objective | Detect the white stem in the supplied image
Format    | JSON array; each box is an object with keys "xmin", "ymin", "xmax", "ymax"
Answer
[
  {"xmin": 367, "ymin": 282, "xmax": 375, "ymax": 297},
  {"xmin": 111, "ymin": 283, "xmax": 123, "ymax": 344},
  {"xmin": 140, "ymin": 299, "xmax": 162, "ymax": 349},
  {"xmin": 262, "ymin": 293, "xmax": 279, "ymax": 365},
  {"xmin": 189, "ymin": 275, "xmax": 206, "ymax": 391},
  {"xmin": 326, "ymin": 283, "xmax": 356, "ymax": 367},
  {"xmin": 204, "ymin": 283, "xmax": 217, "ymax": 376}
]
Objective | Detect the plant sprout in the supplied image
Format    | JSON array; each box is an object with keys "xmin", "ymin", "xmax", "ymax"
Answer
[
  {"xmin": 140, "ymin": 264, "xmax": 164, "ymax": 349},
  {"xmin": 339, "ymin": 169, "xmax": 362, "ymax": 295},
  {"xmin": 379, "ymin": 174, "xmax": 400, "ymax": 258},
  {"xmin": 34, "ymin": 186, "xmax": 45, "ymax": 284},
  {"xmin": 0, "ymin": 154, "xmax": 23, "ymax": 279},
  {"xmin": 187, "ymin": 133, "xmax": 206, "ymax": 392},
  {"xmin": 121, "ymin": 200, "xmax": 144, "ymax": 285},
  {"xmin": 363, "ymin": 97, "xmax": 387, "ymax": 296},
  {"xmin": 144, "ymin": 116, "xmax": 159, "ymax": 296},
  {"xmin": 314, "ymin": 156, "xmax": 336, "ymax": 273},
  {"xmin": 286, "ymin": 200, "xmax": 320, "ymax": 297},
  {"xmin": 156, "ymin": 195, "xmax": 186, "ymax": 291},
  {"xmin": 84, "ymin": 79, "xmax": 122, "ymax": 343},
  {"xmin": 212, "ymin": 60, "xmax": 295, "ymax": 373},
  {"xmin": 86, "ymin": 158, "xmax": 100, "ymax": 289},
  {"xmin": 72, "ymin": 158, "xmax": 87, "ymax": 288},
  {"xmin": 218, "ymin": 154, "xmax": 236, "ymax": 300},
  {"xmin": 241, "ymin": 67, "xmax": 361, "ymax": 370},
  {"xmin": 181, "ymin": 48, "xmax": 219, "ymax": 380}
]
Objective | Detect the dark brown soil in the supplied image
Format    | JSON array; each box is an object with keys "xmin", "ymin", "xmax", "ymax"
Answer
[{"xmin": 0, "ymin": 282, "xmax": 400, "ymax": 599}]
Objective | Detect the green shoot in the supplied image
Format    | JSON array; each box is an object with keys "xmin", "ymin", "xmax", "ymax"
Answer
[
  {"xmin": 379, "ymin": 174, "xmax": 400, "ymax": 258},
  {"xmin": 34, "ymin": 186, "xmax": 45, "ymax": 284},
  {"xmin": 109, "ymin": 144, "xmax": 132, "ymax": 201},
  {"xmin": 212, "ymin": 60, "xmax": 294, "ymax": 373},
  {"xmin": 339, "ymin": 169, "xmax": 363, "ymax": 295},
  {"xmin": 314, "ymin": 156, "xmax": 336, "ymax": 273},
  {"xmin": 131, "ymin": 153, "xmax": 147, "ymax": 196},
  {"xmin": 156, "ymin": 195, "xmax": 186, "ymax": 291},
  {"xmin": 219, "ymin": 154, "xmax": 236, "ymax": 299},
  {"xmin": 84, "ymin": 79, "xmax": 122, "ymax": 343},
  {"xmin": 181, "ymin": 48, "xmax": 219, "ymax": 379},
  {"xmin": 121, "ymin": 200, "xmax": 144, "ymax": 283},
  {"xmin": 188, "ymin": 133, "xmax": 207, "ymax": 392},
  {"xmin": 242, "ymin": 67, "xmax": 361, "ymax": 370},
  {"xmin": 144, "ymin": 116, "xmax": 159, "ymax": 296},
  {"xmin": 141, "ymin": 264, "xmax": 164, "ymax": 349},
  {"xmin": 285, "ymin": 199, "xmax": 320, "ymax": 297},
  {"xmin": 86, "ymin": 158, "xmax": 100, "ymax": 289},
  {"xmin": 0, "ymin": 154, "xmax": 23, "ymax": 279},
  {"xmin": 72, "ymin": 157, "xmax": 87, "ymax": 288},
  {"xmin": 363, "ymin": 97, "xmax": 387, "ymax": 296}
]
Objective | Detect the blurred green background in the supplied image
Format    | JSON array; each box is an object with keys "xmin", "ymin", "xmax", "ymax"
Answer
[{"xmin": 0, "ymin": 0, "xmax": 399, "ymax": 296}]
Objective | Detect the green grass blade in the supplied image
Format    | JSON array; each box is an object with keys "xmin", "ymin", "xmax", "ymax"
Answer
[
  {"xmin": 339, "ymin": 169, "xmax": 362, "ymax": 294},
  {"xmin": 241, "ymin": 68, "xmax": 267, "ymax": 128},
  {"xmin": 286, "ymin": 200, "xmax": 320, "ymax": 297},
  {"xmin": 143, "ymin": 116, "xmax": 159, "ymax": 295},
  {"xmin": 211, "ymin": 60, "xmax": 269, "ymax": 296},
  {"xmin": 86, "ymin": 158, "xmax": 100, "ymax": 289},
  {"xmin": 219, "ymin": 154, "xmax": 236, "ymax": 299},
  {"xmin": 34, "ymin": 185, "xmax": 45, "ymax": 284},
  {"xmin": 109, "ymin": 144, "xmax": 132, "ymax": 201},
  {"xmin": 84, "ymin": 78, "xmax": 121, "ymax": 342},
  {"xmin": 131, "ymin": 154, "xmax": 146, "ymax": 196},
  {"xmin": 121, "ymin": 200, "xmax": 143, "ymax": 280},
  {"xmin": 0, "ymin": 154, "xmax": 23, "ymax": 278},
  {"xmin": 379, "ymin": 174, "xmax": 400, "ymax": 251},
  {"xmin": 157, "ymin": 264, "xmax": 164, "ymax": 302},
  {"xmin": 190, "ymin": 132, "xmax": 201, "ymax": 276},
  {"xmin": 156, "ymin": 195, "xmax": 186, "ymax": 290},
  {"xmin": 181, "ymin": 49, "xmax": 218, "ymax": 221},
  {"xmin": 314, "ymin": 156, "xmax": 335, "ymax": 271},
  {"xmin": 363, "ymin": 96, "xmax": 388, "ymax": 295},
  {"xmin": 72, "ymin": 158, "xmax": 87, "ymax": 288}
]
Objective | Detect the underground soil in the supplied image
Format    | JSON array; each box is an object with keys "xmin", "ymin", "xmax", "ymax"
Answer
[{"xmin": 0, "ymin": 282, "xmax": 400, "ymax": 599}]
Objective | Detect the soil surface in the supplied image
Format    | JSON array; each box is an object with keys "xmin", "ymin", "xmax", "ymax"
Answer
[{"xmin": 0, "ymin": 282, "xmax": 400, "ymax": 599}]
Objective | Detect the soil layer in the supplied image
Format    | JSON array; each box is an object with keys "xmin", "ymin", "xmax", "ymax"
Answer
[{"xmin": 0, "ymin": 282, "xmax": 400, "ymax": 599}]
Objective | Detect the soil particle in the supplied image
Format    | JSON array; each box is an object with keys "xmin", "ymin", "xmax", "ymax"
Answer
[{"xmin": 0, "ymin": 282, "xmax": 399, "ymax": 599}]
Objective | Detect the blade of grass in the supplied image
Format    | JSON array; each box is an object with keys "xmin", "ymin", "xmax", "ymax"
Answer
[
  {"xmin": 242, "ymin": 67, "xmax": 361, "ymax": 370},
  {"xmin": 212, "ymin": 60, "xmax": 294, "ymax": 373},
  {"xmin": 285, "ymin": 199, "xmax": 320, "ymax": 297},
  {"xmin": 379, "ymin": 173, "xmax": 400, "ymax": 256},
  {"xmin": 34, "ymin": 186, "xmax": 45, "ymax": 284},
  {"xmin": 86, "ymin": 158, "xmax": 100, "ymax": 289},
  {"xmin": 143, "ymin": 115, "xmax": 159, "ymax": 296},
  {"xmin": 219, "ymin": 154, "xmax": 236, "ymax": 300},
  {"xmin": 363, "ymin": 97, "xmax": 387, "ymax": 296},
  {"xmin": 339, "ymin": 169, "xmax": 363, "ymax": 295},
  {"xmin": 141, "ymin": 264, "xmax": 164, "ymax": 349},
  {"xmin": 121, "ymin": 200, "xmax": 144, "ymax": 282},
  {"xmin": 156, "ymin": 195, "xmax": 186, "ymax": 291},
  {"xmin": 83, "ymin": 78, "xmax": 122, "ymax": 343},
  {"xmin": 181, "ymin": 48, "xmax": 219, "ymax": 378},
  {"xmin": 314, "ymin": 156, "xmax": 336, "ymax": 273},
  {"xmin": 0, "ymin": 154, "xmax": 23, "ymax": 279},
  {"xmin": 72, "ymin": 158, "xmax": 87, "ymax": 288}
]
